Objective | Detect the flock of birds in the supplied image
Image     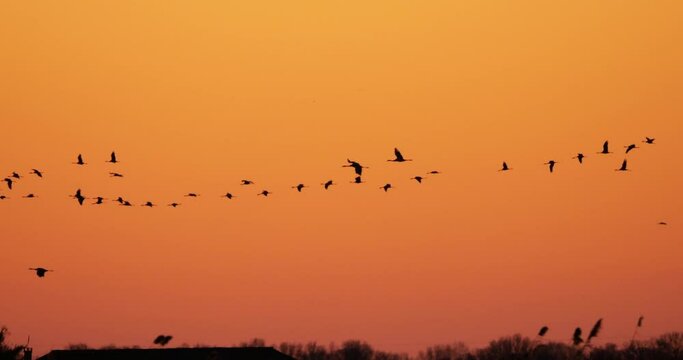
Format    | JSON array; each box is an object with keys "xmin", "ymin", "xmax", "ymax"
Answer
[{"xmin": 2, "ymin": 137, "xmax": 666, "ymax": 279}]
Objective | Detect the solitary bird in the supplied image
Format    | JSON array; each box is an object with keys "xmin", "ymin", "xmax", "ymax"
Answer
[
  {"xmin": 115, "ymin": 196, "xmax": 125, "ymax": 204},
  {"xmin": 427, "ymin": 170, "xmax": 441, "ymax": 175},
  {"xmin": 153, "ymin": 335, "xmax": 173, "ymax": 347},
  {"xmin": 544, "ymin": 160, "xmax": 557, "ymax": 173},
  {"xmin": 573, "ymin": 153, "xmax": 585, "ymax": 164},
  {"xmin": 74, "ymin": 154, "xmax": 86, "ymax": 165},
  {"xmin": 23, "ymin": 194, "xmax": 36, "ymax": 198},
  {"xmin": 4, "ymin": 178, "xmax": 13, "ymax": 190},
  {"xmin": 343, "ymin": 159, "xmax": 367, "ymax": 176},
  {"xmin": 121, "ymin": 201, "xmax": 133, "ymax": 207},
  {"xmin": 643, "ymin": 137, "xmax": 655, "ymax": 144},
  {"xmin": 30, "ymin": 169, "xmax": 43, "ymax": 177},
  {"xmin": 388, "ymin": 148, "xmax": 412, "ymax": 162},
  {"xmin": 72, "ymin": 189, "xmax": 85, "ymax": 206},
  {"xmin": 109, "ymin": 172, "xmax": 124, "ymax": 177},
  {"xmin": 168, "ymin": 203, "xmax": 181, "ymax": 207},
  {"xmin": 142, "ymin": 201, "xmax": 155, "ymax": 207},
  {"xmin": 10, "ymin": 172, "xmax": 21, "ymax": 179},
  {"xmin": 380, "ymin": 183, "xmax": 392, "ymax": 192},
  {"xmin": 598, "ymin": 141, "xmax": 611, "ymax": 154},
  {"xmin": 108, "ymin": 151, "xmax": 118, "ymax": 164},
  {"xmin": 184, "ymin": 193, "xmax": 200, "ymax": 197},
  {"xmin": 538, "ymin": 326, "xmax": 549, "ymax": 337},
  {"xmin": 257, "ymin": 190, "xmax": 271, "ymax": 197},
  {"xmin": 616, "ymin": 159, "xmax": 629, "ymax": 172},
  {"xmin": 222, "ymin": 192, "xmax": 234, "ymax": 199},
  {"xmin": 322, "ymin": 180, "xmax": 335, "ymax": 190},
  {"xmin": 658, "ymin": 221, "xmax": 668, "ymax": 226},
  {"xmin": 241, "ymin": 180, "xmax": 254, "ymax": 185},
  {"xmin": 93, "ymin": 197, "xmax": 105, "ymax": 205},
  {"xmin": 625, "ymin": 144, "xmax": 639, "ymax": 154},
  {"xmin": 292, "ymin": 184, "xmax": 307, "ymax": 192},
  {"xmin": 411, "ymin": 176, "xmax": 423, "ymax": 183},
  {"xmin": 29, "ymin": 267, "xmax": 52, "ymax": 278},
  {"xmin": 499, "ymin": 162, "xmax": 511, "ymax": 171},
  {"xmin": 351, "ymin": 176, "xmax": 364, "ymax": 184}
]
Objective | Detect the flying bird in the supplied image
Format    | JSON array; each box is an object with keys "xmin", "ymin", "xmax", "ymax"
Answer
[
  {"xmin": 10, "ymin": 172, "xmax": 21, "ymax": 179},
  {"xmin": 241, "ymin": 180, "xmax": 254, "ymax": 185},
  {"xmin": 380, "ymin": 183, "xmax": 392, "ymax": 192},
  {"xmin": 499, "ymin": 162, "xmax": 511, "ymax": 171},
  {"xmin": 153, "ymin": 335, "xmax": 173, "ymax": 347},
  {"xmin": 72, "ymin": 189, "xmax": 85, "ymax": 205},
  {"xmin": 257, "ymin": 190, "xmax": 271, "ymax": 197},
  {"xmin": 538, "ymin": 326, "xmax": 549, "ymax": 337},
  {"xmin": 168, "ymin": 203, "xmax": 181, "ymax": 207},
  {"xmin": 29, "ymin": 267, "xmax": 52, "ymax": 278},
  {"xmin": 292, "ymin": 184, "xmax": 307, "ymax": 192},
  {"xmin": 74, "ymin": 154, "xmax": 86, "ymax": 165},
  {"xmin": 121, "ymin": 201, "xmax": 133, "ymax": 206},
  {"xmin": 93, "ymin": 197, "xmax": 105, "ymax": 205},
  {"xmin": 598, "ymin": 141, "xmax": 611, "ymax": 154},
  {"xmin": 222, "ymin": 193, "xmax": 234, "ymax": 199},
  {"xmin": 108, "ymin": 151, "xmax": 118, "ymax": 163},
  {"xmin": 322, "ymin": 180, "xmax": 335, "ymax": 190},
  {"xmin": 411, "ymin": 176, "xmax": 423, "ymax": 183},
  {"xmin": 427, "ymin": 170, "xmax": 441, "ymax": 175},
  {"xmin": 142, "ymin": 201, "xmax": 155, "ymax": 207},
  {"xmin": 23, "ymin": 194, "xmax": 36, "ymax": 198},
  {"xmin": 572, "ymin": 328, "xmax": 583, "ymax": 346},
  {"xmin": 573, "ymin": 153, "xmax": 585, "ymax": 164},
  {"xmin": 343, "ymin": 159, "xmax": 368, "ymax": 176},
  {"xmin": 114, "ymin": 196, "xmax": 125, "ymax": 204},
  {"xmin": 388, "ymin": 148, "xmax": 412, "ymax": 162},
  {"xmin": 658, "ymin": 221, "xmax": 668, "ymax": 226},
  {"xmin": 616, "ymin": 159, "xmax": 629, "ymax": 172},
  {"xmin": 109, "ymin": 172, "xmax": 124, "ymax": 177},
  {"xmin": 625, "ymin": 144, "xmax": 639, "ymax": 154},
  {"xmin": 184, "ymin": 193, "xmax": 200, "ymax": 197},
  {"xmin": 544, "ymin": 160, "xmax": 557, "ymax": 173},
  {"xmin": 30, "ymin": 169, "xmax": 43, "ymax": 177},
  {"xmin": 643, "ymin": 137, "xmax": 655, "ymax": 144},
  {"xmin": 4, "ymin": 178, "xmax": 13, "ymax": 190},
  {"xmin": 0, "ymin": 195, "xmax": 7, "ymax": 200}
]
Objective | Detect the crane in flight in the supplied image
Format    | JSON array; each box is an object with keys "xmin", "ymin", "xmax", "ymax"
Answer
[
  {"xmin": 544, "ymin": 160, "xmax": 557, "ymax": 173},
  {"xmin": 598, "ymin": 141, "xmax": 611, "ymax": 154},
  {"xmin": 168, "ymin": 203, "xmax": 181, "ymax": 207},
  {"xmin": 257, "ymin": 190, "xmax": 271, "ymax": 197},
  {"xmin": 343, "ymin": 159, "xmax": 368, "ymax": 176},
  {"xmin": 643, "ymin": 137, "xmax": 655, "ymax": 144},
  {"xmin": 411, "ymin": 176, "xmax": 423, "ymax": 183},
  {"xmin": 241, "ymin": 180, "xmax": 254, "ymax": 185},
  {"xmin": 9, "ymin": 172, "xmax": 21, "ymax": 179},
  {"xmin": 109, "ymin": 172, "xmax": 124, "ymax": 178},
  {"xmin": 388, "ymin": 148, "xmax": 412, "ymax": 162},
  {"xmin": 29, "ymin": 267, "xmax": 53, "ymax": 278},
  {"xmin": 30, "ymin": 169, "xmax": 43, "ymax": 177},
  {"xmin": 72, "ymin": 189, "xmax": 86, "ymax": 205},
  {"xmin": 74, "ymin": 154, "xmax": 86, "ymax": 165},
  {"xmin": 625, "ymin": 144, "xmax": 639, "ymax": 154},
  {"xmin": 222, "ymin": 192, "xmax": 234, "ymax": 199},
  {"xmin": 292, "ymin": 184, "xmax": 307, "ymax": 192},
  {"xmin": 108, "ymin": 151, "xmax": 118, "ymax": 164},
  {"xmin": 616, "ymin": 159, "xmax": 629, "ymax": 172},
  {"xmin": 4, "ymin": 178, "xmax": 13, "ymax": 190},
  {"xmin": 93, "ymin": 197, "xmax": 106, "ymax": 205},
  {"xmin": 380, "ymin": 183, "xmax": 392, "ymax": 192},
  {"xmin": 322, "ymin": 180, "xmax": 335, "ymax": 190},
  {"xmin": 184, "ymin": 193, "xmax": 200, "ymax": 197},
  {"xmin": 499, "ymin": 162, "xmax": 511, "ymax": 171},
  {"xmin": 573, "ymin": 153, "xmax": 585, "ymax": 164}
]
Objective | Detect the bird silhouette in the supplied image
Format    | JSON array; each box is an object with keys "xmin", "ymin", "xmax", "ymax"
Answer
[
  {"xmin": 388, "ymin": 148, "xmax": 412, "ymax": 162},
  {"xmin": 184, "ymin": 193, "xmax": 200, "ymax": 197},
  {"xmin": 23, "ymin": 194, "xmax": 36, "ymax": 198},
  {"xmin": 222, "ymin": 192, "xmax": 234, "ymax": 199},
  {"xmin": 616, "ymin": 159, "xmax": 629, "ymax": 171},
  {"xmin": 10, "ymin": 172, "xmax": 21, "ymax": 179},
  {"xmin": 108, "ymin": 151, "xmax": 118, "ymax": 164},
  {"xmin": 241, "ymin": 180, "xmax": 254, "ymax": 185},
  {"xmin": 29, "ymin": 267, "xmax": 52, "ymax": 278},
  {"xmin": 598, "ymin": 141, "xmax": 611, "ymax": 154},
  {"xmin": 114, "ymin": 196, "xmax": 125, "ymax": 204},
  {"xmin": 658, "ymin": 221, "xmax": 668, "ymax": 226},
  {"xmin": 4, "ymin": 178, "xmax": 13, "ymax": 190},
  {"xmin": 573, "ymin": 153, "xmax": 585, "ymax": 164},
  {"xmin": 499, "ymin": 162, "xmax": 511, "ymax": 171},
  {"xmin": 343, "ymin": 159, "xmax": 368, "ymax": 176},
  {"xmin": 168, "ymin": 203, "xmax": 181, "ymax": 207},
  {"xmin": 322, "ymin": 180, "xmax": 335, "ymax": 190},
  {"xmin": 30, "ymin": 169, "xmax": 43, "ymax": 177},
  {"xmin": 292, "ymin": 184, "xmax": 307, "ymax": 192},
  {"xmin": 380, "ymin": 183, "xmax": 392, "ymax": 192},
  {"xmin": 573, "ymin": 328, "xmax": 584, "ymax": 345},
  {"xmin": 427, "ymin": 170, "xmax": 441, "ymax": 174},
  {"xmin": 72, "ymin": 189, "xmax": 85, "ymax": 206},
  {"xmin": 0, "ymin": 195, "xmax": 7, "ymax": 200},
  {"xmin": 93, "ymin": 197, "xmax": 105, "ymax": 205},
  {"xmin": 121, "ymin": 201, "xmax": 133, "ymax": 206},
  {"xmin": 153, "ymin": 335, "xmax": 173, "ymax": 347},
  {"xmin": 109, "ymin": 172, "xmax": 124, "ymax": 177},
  {"xmin": 544, "ymin": 160, "xmax": 557, "ymax": 173},
  {"xmin": 142, "ymin": 201, "xmax": 155, "ymax": 207},
  {"xmin": 411, "ymin": 176, "xmax": 423, "ymax": 183},
  {"xmin": 538, "ymin": 326, "xmax": 549, "ymax": 337},
  {"xmin": 351, "ymin": 176, "xmax": 364, "ymax": 184},
  {"xmin": 643, "ymin": 137, "xmax": 655, "ymax": 144},
  {"xmin": 257, "ymin": 190, "xmax": 271, "ymax": 197},
  {"xmin": 625, "ymin": 144, "xmax": 639, "ymax": 154},
  {"xmin": 74, "ymin": 154, "xmax": 86, "ymax": 165}
]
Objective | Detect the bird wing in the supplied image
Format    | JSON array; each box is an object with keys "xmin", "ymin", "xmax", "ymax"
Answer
[
  {"xmin": 603, "ymin": 141, "xmax": 609, "ymax": 153},
  {"xmin": 111, "ymin": 152, "xmax": 116, "ymax": 162},
  {"xmin": 394, "ymin": 148, "xmax": 404, "ymax": 161}
]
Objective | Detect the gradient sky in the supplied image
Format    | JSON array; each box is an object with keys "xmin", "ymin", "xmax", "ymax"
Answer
[{"xmin": 1, "ymin": 1, "xmax": 682, "ymax": 356}]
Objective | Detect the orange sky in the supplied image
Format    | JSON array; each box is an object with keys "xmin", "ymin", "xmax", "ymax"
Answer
[{"xmin": 1, "ymin": 1, "xmax": 682, "ymax": 356}]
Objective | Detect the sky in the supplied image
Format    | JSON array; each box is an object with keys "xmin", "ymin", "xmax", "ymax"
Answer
[{"xmin": 1, "ymin": 0, "xmax": 682, "ymax": 356}]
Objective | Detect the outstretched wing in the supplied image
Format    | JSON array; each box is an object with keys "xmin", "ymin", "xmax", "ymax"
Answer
[
  {"xmin": 110, "ymin": 151, "xmax": 117, "ymax": 162},
  {"xmin": 394, "ymin": 148, "xmax": 404, "ymax": 161},
  {"xmin": 602, "ymin": 141, "xmax": 609, "ymax": 153}
]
